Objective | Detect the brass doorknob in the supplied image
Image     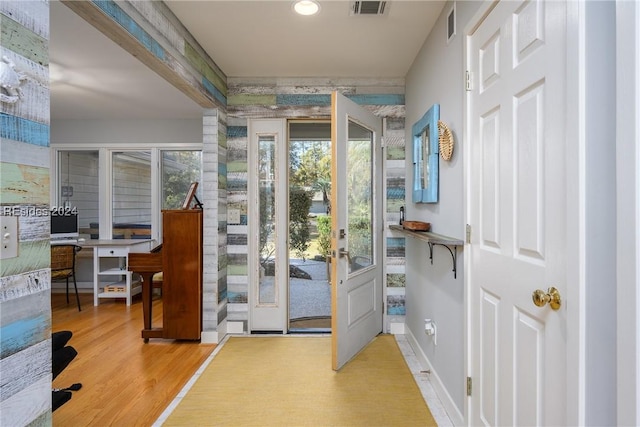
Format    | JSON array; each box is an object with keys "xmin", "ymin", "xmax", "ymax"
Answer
[{"xmin": 532, "ymin": 287, "xmax": 561, "ymax": 310}]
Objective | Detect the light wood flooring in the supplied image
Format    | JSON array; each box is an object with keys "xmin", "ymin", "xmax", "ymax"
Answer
[{"xmin": 51, "ymin": 292, "xmax": 215, "ymax": 426}]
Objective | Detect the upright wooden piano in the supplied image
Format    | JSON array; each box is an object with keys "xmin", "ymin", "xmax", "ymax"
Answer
[{"xmin": 129, "ymin": 209, "xmax": 203, "ymax": 342}]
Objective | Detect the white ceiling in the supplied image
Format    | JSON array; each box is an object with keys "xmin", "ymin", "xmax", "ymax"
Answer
[{"xmin": 50, "ymin": 0, "xmax": 445, "ymax": 120}]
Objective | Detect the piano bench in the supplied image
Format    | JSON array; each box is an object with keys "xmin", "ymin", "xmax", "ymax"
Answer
[{"xmin": 152, "ymin": 272, "xmax": 163, "ymax": 288}]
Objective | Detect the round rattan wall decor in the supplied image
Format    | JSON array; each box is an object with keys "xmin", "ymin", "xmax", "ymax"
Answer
[{"xmin": 438, "ymin": 120, "xmax": 454, "ymax": 161}]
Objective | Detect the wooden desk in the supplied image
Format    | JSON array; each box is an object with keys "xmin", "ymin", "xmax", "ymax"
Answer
[{"xmin": 80, "ymin": 239, "xmax": 154, "ymax": 306}]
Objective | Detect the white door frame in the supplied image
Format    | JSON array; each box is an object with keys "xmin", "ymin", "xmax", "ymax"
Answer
[
  {"xmin": 616, "ymin": 0, "xmax": 640, "ymax": 424},
  {"xmin": 463, "ymin": 1, "xmax": 585, "ymax": 424},
  {"xmin": 247, "ymin": 118, "xmax": 288, "ymax": 332}
]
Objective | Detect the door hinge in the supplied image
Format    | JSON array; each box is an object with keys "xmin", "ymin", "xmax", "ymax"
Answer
[
  {"xmin": 466, "ymin": 224, "xmax": 471, "ymax": 244},
  {"xmin": 465, "ymin": 70, "xmax": 472, "ymax": 91},
  {"xmin": 467, "ymin": 377, "xmax": 472, "ymax": 396}
]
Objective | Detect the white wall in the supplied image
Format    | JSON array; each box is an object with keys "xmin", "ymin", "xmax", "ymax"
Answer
[
  {"xmin": 51, "ymin": 118, "xmax": 203, "ymax": 145},
  {"xmin": 404, "ymin": 1, "xmax": 482, "ymax": 421}
]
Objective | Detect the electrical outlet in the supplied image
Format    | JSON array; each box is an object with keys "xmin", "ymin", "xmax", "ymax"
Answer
[
  {"xmin": 1, "ymin": 216, "xmax": 19, "ymax": 259},
  {"xmin": 424, "ymin": 319, "xmax": 437, "ymax": 345},
  {"xmin": 424, "ymin": 319, "xmax": 435, "ymax": 335}
]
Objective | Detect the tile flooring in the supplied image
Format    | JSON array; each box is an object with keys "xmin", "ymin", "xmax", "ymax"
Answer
[{"xmin": 394, "ymin": 334, "xmax": 453, "ymax": 426}]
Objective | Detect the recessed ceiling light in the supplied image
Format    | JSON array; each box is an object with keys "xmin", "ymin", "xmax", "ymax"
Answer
[{"xmin": 293, "ymin": 0, "xmax": 320, "ymax": 16}]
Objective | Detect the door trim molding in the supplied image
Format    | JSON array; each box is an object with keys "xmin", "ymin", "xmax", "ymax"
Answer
[
  {"xmin": 247, "ymin": 118, "xmax": 288, "ymax": 333},
  {"xmin": 615, "ymin": 0, "xmax": 640, "ymax": 424}
]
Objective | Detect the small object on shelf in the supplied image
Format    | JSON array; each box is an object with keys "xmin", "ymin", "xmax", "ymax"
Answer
[
  {"xmin": 399, "ymin": 206, "xmax": 405, "ymax": 225},
  {"xmin": 402, "ymin": 221, "xmax": 431, "ymax": 232},
  {"xmin": 104, "ymin": 284, "xmax": 126, "ymax": 293}
]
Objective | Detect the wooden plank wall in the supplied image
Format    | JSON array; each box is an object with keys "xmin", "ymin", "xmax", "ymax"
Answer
[
  {"xmin": 0, "ymin": 1, "xmax": 53, "ymax": 425},
  {"xmin": 202, "ymin": 109, "xmax": 227, "ymax": 341},
  {"xmin": 226, "ymin": 78, "xmax": 408, "ymax": 332}
]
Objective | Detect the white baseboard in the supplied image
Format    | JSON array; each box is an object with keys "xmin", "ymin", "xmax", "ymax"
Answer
[
  {"xmin": 227, "ymin": 321, "xmax": 244, "ymax": 334},
  {"xmin": 200, "ymin": 331, "xmax": 220, "ymax": 344},
  {"xmin": 390, "ymin": 322, "xmax": 406, "ymax": 334},
  {"xmin": 405, "ymin": 326, "xmax": 465, "ymax": 426}
]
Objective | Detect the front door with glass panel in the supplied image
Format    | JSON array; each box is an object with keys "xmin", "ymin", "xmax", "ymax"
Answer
[{"xmin": 331, "ymin": 91, "xmax": 384, "ymax": 370}]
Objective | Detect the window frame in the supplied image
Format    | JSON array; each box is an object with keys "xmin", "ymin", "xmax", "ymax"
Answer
[{"xmin": 51, "ymin": 143, "xmax": 202, "ymax": 243}]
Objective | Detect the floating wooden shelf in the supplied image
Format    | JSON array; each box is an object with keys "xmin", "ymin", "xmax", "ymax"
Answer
[{"xmin": 389, "ymin": 224, "xmax": 464, "ymax": 278}]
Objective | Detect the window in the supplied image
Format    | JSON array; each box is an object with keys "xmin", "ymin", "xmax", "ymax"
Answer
[
  {"xmin": 54, "ymin": 148, "xmax": 202, "ymax": 241},
  {"xmin": 112, "ymin": 151, "xmax": 152, "ymax": 239},
  {"xmin": 258, "ymin": 135, "xmax": 277, "ymax": 305},
  {"xmin": 56, "ymin": 151, "xmax": 99, "ymax": 238},
  {"xmin": 161, "ymin": 150, "xmax": 203, "ymax": 209}
]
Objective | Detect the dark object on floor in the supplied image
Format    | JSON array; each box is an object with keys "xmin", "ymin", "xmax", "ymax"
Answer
[
  {"xmin": 52, "ymin": 331, "xmax": 82, "ymax": 412},
  {"xmin": 52, "ymin": 331, "xmax": 77, "ymax": 380},
  {"xmin": 55, "ymin": 383, "xmax": 83, "ymax": 392},
  {"xmin": 52, "ymin": 390, "xmax": 71, "ymax": 412}
]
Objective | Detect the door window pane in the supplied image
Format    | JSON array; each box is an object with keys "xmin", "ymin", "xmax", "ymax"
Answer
[
  {"xmin": 347, "ymin": 121, "xmax": 373, "ymax": 273},
  {"xmin": 258, "ymin": 135, "xmax": 277, "ymax": 305},
  {"xmin": 112, "ymin": 151, "xmax": 151, "ymax": 239},
  {"xmin": 57, "ymin": 151, "xmax": 99, "ymax": 239}
]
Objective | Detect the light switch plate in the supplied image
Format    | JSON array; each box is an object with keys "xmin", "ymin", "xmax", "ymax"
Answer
[
  {"xmin": 1, "ymin": 216, "xmax": 19, "ymax": 259},
  {"xmin": 228, "ymin": 209, "xmax": 240, "ymax": 224}
]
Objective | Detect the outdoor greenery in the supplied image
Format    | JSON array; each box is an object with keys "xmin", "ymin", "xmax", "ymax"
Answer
[
  {"xmin": 259, "ymin": 139, "xmax": 276, "ymax": 267},
  {"xmin": 346, "ymin": 140, "xmax": 373, "ymax": 261},
  {"xmin": 289, "ymin": 141, "xmax": 331, "ymax": 261},
  {"xmin": 289, "ymin": 188, "xmax": 313, "ymax": 260},
  {"xmin": 259, "ymin": 184, "xmax": 275, "ymax": 267},
  {"xmin": 287, "ymin": 137, "xmax": 374, "ymax": 264},
  {"xmin": 162, "ymin": 151, "xmax": 202, "ymax": 209},
  {"xmin": 316, "ymin": 215, "xmax": 332, "ymax": 259}
]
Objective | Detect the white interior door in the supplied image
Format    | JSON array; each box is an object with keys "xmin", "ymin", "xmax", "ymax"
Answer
[
  {"xmin": 331, "ymin": 91, "xmax": 383, "ymax": 370},
  {"xmin": 468, "ymin": 1, "xmax": 569, "ymax": 425}
]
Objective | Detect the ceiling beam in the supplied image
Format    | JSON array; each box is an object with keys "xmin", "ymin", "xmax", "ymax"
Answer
[{"xmin": 61, "ymin": 0, "xmax": 226, "ymax": 110}]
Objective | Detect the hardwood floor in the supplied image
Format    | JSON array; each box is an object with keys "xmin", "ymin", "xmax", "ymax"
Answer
[{"xmin": 52, "ymin": 292, "xmax": 215, "ymax": 426}]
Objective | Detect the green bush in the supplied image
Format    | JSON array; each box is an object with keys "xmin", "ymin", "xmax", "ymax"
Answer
[
  {"xmin": 289, "ymin": 188, "xmax": 313, "ymax": 260},
  {"xmin": 316, "ymin": 215, "xmax": 331, "ymax": 258}
]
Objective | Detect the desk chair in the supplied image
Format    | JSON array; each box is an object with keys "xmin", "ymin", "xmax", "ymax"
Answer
[{"xmin": 51, "ymin": 244, "xmax": 82, "ymax": 311}]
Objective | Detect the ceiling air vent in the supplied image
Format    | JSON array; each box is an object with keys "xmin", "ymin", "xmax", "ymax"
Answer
[{"xmin": 350, "ymin": 1, "xmax": 388, "ymax": 16}]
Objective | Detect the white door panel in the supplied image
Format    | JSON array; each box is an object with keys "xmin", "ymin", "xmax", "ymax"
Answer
[
  {"xmin": 469, "ymin": 1, "xmax": 568, "ymax": 425},
  {"xmin": 347, "ymin": 278, "xmax": 377, "ymax": 326},
  {"xmin": 331, "ymin": 91, "xmax": 383, "ymax": 371}
]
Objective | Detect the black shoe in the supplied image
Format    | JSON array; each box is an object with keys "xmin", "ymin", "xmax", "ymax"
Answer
[
  {"xmin": 52, "ymin": 383, "xmax": 82, "ymax": 411},
  {"xmin": 52, "ymin": 390, "xmax": 72, "ymax": 412}
]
